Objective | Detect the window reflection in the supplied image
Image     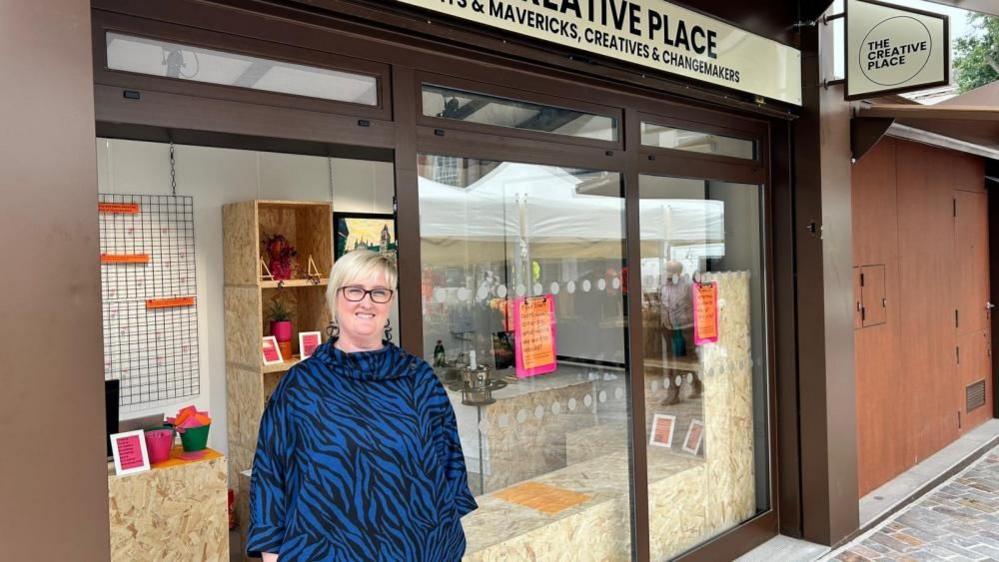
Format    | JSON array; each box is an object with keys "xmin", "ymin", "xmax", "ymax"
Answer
[
  {"xmin": 641, "ymin": 122, "xmax": 756, "ymax": 160},
  {"xmin": 418, "ymin": 154, "xmax": 633, "ymax": 559}
]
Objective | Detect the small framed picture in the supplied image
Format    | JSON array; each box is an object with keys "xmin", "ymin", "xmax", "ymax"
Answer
[
  {"xmin": 110, "ymin": 429, "xmax": 151, "ymax": 476},
  {"xmin": 262, "ymin": 336, "xmax": 283, "ymax": 365},
  {"xmin": 333, "ymin": 212, "xmax": 397, "ymax": 261},
  {"xmin": 649, "ymin": 414, "xmax": 677, "ymax": 449},
  {"xmin": 299, "ymin": 331, "xmax": 322, "ymax": 360},
  {"xmin": 682, "ymin": 419, "xmax": 705, "ymax": 455}
]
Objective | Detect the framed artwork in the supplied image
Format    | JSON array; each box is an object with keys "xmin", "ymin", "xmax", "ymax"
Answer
[
  {"xmin": 262, "ymin": 336, "xmax": 283, "ymax": 366},
  {"xmin": 682, "ymin": 419, "xmax": 705, "ymax": 455},
  {"xmin": 110, "ymin": 429, "xmax": 151, "ymax": 476},
  {"xmin": 649, "ymin": 414, "xmax": 677, "ymax": 449},
  {"xmin": 299, "ymin": 331, "xmax": 322, "ymax": 359},
  {"xmin": 334, "ymin": 212, "xmax": 397, "ymax": 261}
]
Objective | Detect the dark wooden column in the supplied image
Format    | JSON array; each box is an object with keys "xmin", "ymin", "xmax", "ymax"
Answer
[
  {"xmin": 792, "ymin": 17, "xmax": 861, "ymax": 546},
  {"xmin": 0, "ymin": 0, "xmax": 110, "ymax": 558}
]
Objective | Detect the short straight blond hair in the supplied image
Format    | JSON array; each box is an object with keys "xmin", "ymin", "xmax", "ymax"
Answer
[{"xmin": 326, "ymin": 250, "xmax": 398, "ymax": 320}]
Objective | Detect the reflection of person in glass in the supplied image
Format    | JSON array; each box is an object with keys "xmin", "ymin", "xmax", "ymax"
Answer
[
  {"xmin": 248, "ymin": 250, "xmax": 477, "ymax": 561},
  {"xmin": 660, "ymin": 260, "xmax": 693, "ymax": 357}
]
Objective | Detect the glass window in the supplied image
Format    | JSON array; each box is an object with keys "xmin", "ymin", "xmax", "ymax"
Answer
[
  {"xmin": 639, "ymin": 175, "xmax": 770, "ymax": 560},
  {"xmin": 422, "ymin": 85, "xmax": 618, "ymax": 141},
  {"xmin": 105, "ymin": 32, "xmax": 378, "ymax": 106},
  {"xmin": 418, "ymin": 154, "xmax": 632, "ymax": 558},
  {"xmin": 641, "ymin": 122, "xmax": 756, "ymax": 160}
]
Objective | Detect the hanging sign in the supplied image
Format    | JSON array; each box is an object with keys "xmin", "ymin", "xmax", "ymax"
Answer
[
  {"xmin": 513, "ymin": 295, "xmax": 558, "ymax": 378},
  {"xmin": 395, "ymin": 0, "xmax": 802, "ymax": 105},
  {"xmin": 845, "ymin": 0, "xmax": 948, "ymax": 100},
  {"xmin": 692, "ymin": 281, "xmax": 718, "ymax": 345}
]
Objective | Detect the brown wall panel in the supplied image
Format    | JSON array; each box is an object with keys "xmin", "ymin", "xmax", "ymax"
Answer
[
  {"xmin": 853, "ymin": 138, "xmax": 992, "ymax": 496},
  {"xmin": 0, "ymin": 0, "xmax": 110, "ymax": 559}
]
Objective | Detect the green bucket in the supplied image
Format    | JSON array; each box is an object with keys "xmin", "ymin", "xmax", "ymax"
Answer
[{"xmin": 180, "ymin": 424, "xmax": 210, "ymax": 452}]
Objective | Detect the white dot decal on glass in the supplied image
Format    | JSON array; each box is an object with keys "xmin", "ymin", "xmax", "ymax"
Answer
[
  {"xmin": 476, "ymin": 286, "xmax": 489, "ymax": 301},
  {"xmin": 568, "ymin": 398, "xmax": 577, "ymax": 411},
  {"xmin": 582, "ymin": 280, "xmax": 591, "ymax": 292},
  {"xmin": 651, "ymin": 381, "xmax": 659, "ymax": 392},
  {"xmin": 552, "ymin": 402, "xmax": 561, "ymax": 415},
  {"xmin": 497, "ymin": 285, "xmax": 508, "ymax": 298},
  {"xmin": 674, "ymin": 375, "xmax": 683, "ymax": 387},
  {"xmin": 687, "ymin": 373, "xmax": 694, "ymax": 384},
  {"xmin": 597, "ymin": 278, "xmax": 607, "ymax": 291},
  {"xmin": 584, "ymin": 394, "xmax": 593, "ymax": 407},
  {"xmin": 498, "ymin": 414, "xmax": 510, "ymax": 428},
  {"xmin": 433, "ymin": 288, "xmax": 447, "ymax": 303},
  {"xmin": 516, "ymin": 409, "xmax": 528, "ymax": 424},
  {"xmin": 614, "ymin": 387, "xmax": 624, "ymax": 400},
  {"xmin": 534, "ymin": 405, "xmax": 545, "ymax": 419},
  {"xmin": 550, "ymin": 282, "xmax": 560, "ymax": 295},
  {"xmin": 598, "ymin": 390, "xmax": 607, "ymax": 403},
  {"xmin": 611, "ymin": 277, "xmax": 621, "ymax": 289},
  {"xmin": 533, "ymin": 283, "xmax": 543, "ymax": 295},
  {"xmin": 567, "ymin": 281, "xmax": 576, "ymax": 294},
  {"xmin": 478, "ymin": 421, "xmax": 488, "ymax": 434},
  {"xmin": 457, "ymin": 287, "xmax": 471, "ymax": 302},
  {"xmin": 516, "ymin": 284, "xmax": 526, "ymax": 296}
]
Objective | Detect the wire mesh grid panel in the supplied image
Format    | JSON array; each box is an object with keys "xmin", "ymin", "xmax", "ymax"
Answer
[{"xmin": 99, "ymin": 194, "xmax": 200, "ymax": 406}]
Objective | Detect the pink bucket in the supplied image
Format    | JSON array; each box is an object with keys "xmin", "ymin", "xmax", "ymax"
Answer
[{"xmin": 145, "ymin": 428, "xmax": 174, "ymax": 464}]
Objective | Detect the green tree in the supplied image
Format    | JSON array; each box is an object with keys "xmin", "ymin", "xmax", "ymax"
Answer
[{"xmin": 953, "ymin": 13, "xmax": 999, "ymax": 93}]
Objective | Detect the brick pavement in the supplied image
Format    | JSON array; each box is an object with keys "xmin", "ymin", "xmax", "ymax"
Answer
[{"xmin": 827, "ymin": 451, "xmax": 999, "ymax": 562}]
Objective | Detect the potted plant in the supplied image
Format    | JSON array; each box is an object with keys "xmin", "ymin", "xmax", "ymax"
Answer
[
  {"xmin": 268, "ymin": 299, "xmax": 294, "ymax": 360},
  {"xmin": 263, "ymin": 233, "xmax": 298, "ymax": 281}
]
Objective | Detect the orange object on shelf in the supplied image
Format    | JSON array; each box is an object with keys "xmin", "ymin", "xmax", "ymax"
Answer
[
  {"xmin": 146, "ymin": 297, "xmax": 196, "ymax": 309},
  {"xmin": 100, "ymin": 254, "xmax": 150, "ymax": 264},
  {"xmin": 98, "ymin": 202, "xmax": 140, "ymax": 214}
]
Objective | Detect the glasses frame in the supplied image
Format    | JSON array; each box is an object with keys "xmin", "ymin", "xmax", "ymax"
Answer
[{"xmin": 338, "ymin": 285, "xmax": 394, "ymax": 304}]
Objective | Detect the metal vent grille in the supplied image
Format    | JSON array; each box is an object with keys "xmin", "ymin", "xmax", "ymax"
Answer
[{"xmin": 967, "ymin": 380, "xmax": 987, "ymax": 413}]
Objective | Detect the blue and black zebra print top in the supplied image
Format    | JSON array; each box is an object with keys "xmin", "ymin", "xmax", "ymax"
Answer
[{"xmin": 247, "ymin": 340, "xmax": 478, "ymax": 561}]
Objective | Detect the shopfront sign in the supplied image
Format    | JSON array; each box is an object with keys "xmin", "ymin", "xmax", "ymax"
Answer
[
  {"xmin": 846, "ymin": 0, "xmax": 948, "ymax": 100},
  {"xmin": 395, "ymin": 0, "xmax": 802, "ymax": 105}
]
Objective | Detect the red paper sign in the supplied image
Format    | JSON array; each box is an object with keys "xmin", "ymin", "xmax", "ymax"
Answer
[
  {"xmin": 262, "ymin": 337, "xmax": 282, "ymax": 364},
  {"xmin": 513, "ymin": 295, "xmax": 557, "ymax": 378},
  {"xmin": 692, "ymin": 282, "xmax": 719, "ymax": 345},
  {"xmin": 115, "ymin": 434, "xmax": 146, "ymax": 470},
  {"xmin": 299, "ymin": 332, "xmax": 321, "ymax": 359}
]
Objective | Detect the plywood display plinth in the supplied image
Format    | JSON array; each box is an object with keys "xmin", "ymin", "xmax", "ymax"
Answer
[{"xmin": 107, "ymin": 448, "xmax": 228, "ymax": 562}]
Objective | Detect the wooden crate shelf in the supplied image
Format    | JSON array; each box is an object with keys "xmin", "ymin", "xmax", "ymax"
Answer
[{"xmin": 222, "ymin": 199, "xmax": 333, "ymax": 517}]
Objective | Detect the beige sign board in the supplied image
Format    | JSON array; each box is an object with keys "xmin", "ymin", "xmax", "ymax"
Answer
[
  {"xmin": 395, "ymin": 0, "xmax": 802, "ymax": 106},
  {"xmin": 846, "ymin": 0, "xmax": 948, "ymax": 100}
]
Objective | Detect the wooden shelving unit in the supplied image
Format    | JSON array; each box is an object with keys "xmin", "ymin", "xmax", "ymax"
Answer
[{"xmin": 222, "ymin": 200, "xmax": 333, "ymax": 500}]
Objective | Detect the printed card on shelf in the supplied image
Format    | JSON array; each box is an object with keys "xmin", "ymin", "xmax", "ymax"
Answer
[
  {"xmin": 298, "ymin": 331, "xmax": 322, "ymax": 360},
  {"xmin": 649, "ymin": 414, "xmax": 677, "ymax": 449},
  {"xmin": 110, "ymin": 429, "xmax": 151, "ymax": 476},
  {"xmin": 262, "ymin": 336, "xmax": 283, "ymax": 365}
]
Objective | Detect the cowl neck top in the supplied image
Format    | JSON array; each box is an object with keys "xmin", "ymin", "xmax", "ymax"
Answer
[{"xmin": 314, "ymin": 339, "xmax": 417, "ymax": 382}]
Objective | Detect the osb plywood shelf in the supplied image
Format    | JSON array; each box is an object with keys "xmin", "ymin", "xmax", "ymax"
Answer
[
  {"xmin": 259, "ymin": 278, "xmax": 328, "ymax": 289},
  {"xmin": 222, "ymin": 199, "xmax": 333, "ymax": 549}
]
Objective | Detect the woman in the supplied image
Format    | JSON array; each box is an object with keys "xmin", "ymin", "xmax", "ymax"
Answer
[{"xmin": 247, "ymin": 250, "xmax": 477, "ymax": 561}]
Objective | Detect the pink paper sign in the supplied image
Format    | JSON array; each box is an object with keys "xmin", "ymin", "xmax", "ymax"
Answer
[
  {"xmin": 692, "ymin": 282, "xmax": 719, "ymax": 345},
  {"xmin": 262, "ymin": 336, "xmax": 282, "ymax": 365},
  {"xmin": 512, "ymin": 295, "xmax": 558, "ymax": 378},
  {"xmin": 299, "ymin": 331, "xmax": 322, "ymax": 359},
  {"xmin": 116, "ymin": 434, "xmax": 145, "ymax": 470}
]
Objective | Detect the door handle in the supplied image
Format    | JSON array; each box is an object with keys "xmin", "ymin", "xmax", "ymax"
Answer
[{"xmin": 987, "ymin": 302, "xmax": 996, "ymax": 310}]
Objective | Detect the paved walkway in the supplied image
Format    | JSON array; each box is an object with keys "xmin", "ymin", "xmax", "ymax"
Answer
[{"xmin": 828, "ymin": 449, "xmax": 999, "ymax": 562}]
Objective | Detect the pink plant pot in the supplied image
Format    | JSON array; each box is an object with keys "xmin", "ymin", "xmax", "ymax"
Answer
[
  {"xmin": 270, "ymin": 320, "xmax": 292, "ymax": 342},
  {"xmin": 144, "ymin": 428, "xmax": 175, "ymax": 464}
]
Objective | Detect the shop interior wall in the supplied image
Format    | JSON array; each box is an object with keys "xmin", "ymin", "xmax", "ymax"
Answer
[
  {"xmin": 853, "ymin": 137, "xmax": 990, "ymax": 496},
  {"xmin": 96, "ymin": 138, "xmax": 394, "ymax": 453}
]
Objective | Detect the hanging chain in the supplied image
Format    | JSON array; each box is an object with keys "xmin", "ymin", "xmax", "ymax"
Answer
[
  {"xmin": 328, "ymin": 156, "xmax": 335, "ymax": 202},
  {"xmin": 169, "ymin": 142, "xmax": 177, "ymax": 196}
]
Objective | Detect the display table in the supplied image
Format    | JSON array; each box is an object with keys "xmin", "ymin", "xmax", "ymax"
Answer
[{"xmin": 107, "ymin": 446, "xmax": 229, "ymax": 561}]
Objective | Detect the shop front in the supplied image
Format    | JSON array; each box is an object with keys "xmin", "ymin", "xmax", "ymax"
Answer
[{"xmin": 4, "ymin": 0, "xmax": 857, "ymax": 560}]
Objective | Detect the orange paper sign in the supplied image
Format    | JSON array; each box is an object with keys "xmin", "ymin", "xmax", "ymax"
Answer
[
  {"xmin": 100, "ymin": 254, "xmax": 150, "ymax": 264},
  {"xmin": 98, "ymin": 203, "xmax": 140, "ymax": 214},
  {"xmin": 145, "ymin": 297, "xmax": 195, "ymax": 309},
  {"xmin": 513, "ymin": 295, "xmax": 557, "ymax": 378},
  {"xmin": 692, "ymin": 282, "xmax": 719, "ymax": 344}
]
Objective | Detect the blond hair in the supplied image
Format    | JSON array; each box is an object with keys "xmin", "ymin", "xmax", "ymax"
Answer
[{"xmin": 326, "ymin": 250, "xmax": 398, "ymax": 320}]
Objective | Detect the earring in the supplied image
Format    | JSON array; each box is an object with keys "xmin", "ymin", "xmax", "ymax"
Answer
[
  {"xmin": 384, "ymin": 319, "xmax": 393, "ymax": 342},
  {"xmin": 326, "ymin": 321, "xmax": 339, "ymax": 339}
]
